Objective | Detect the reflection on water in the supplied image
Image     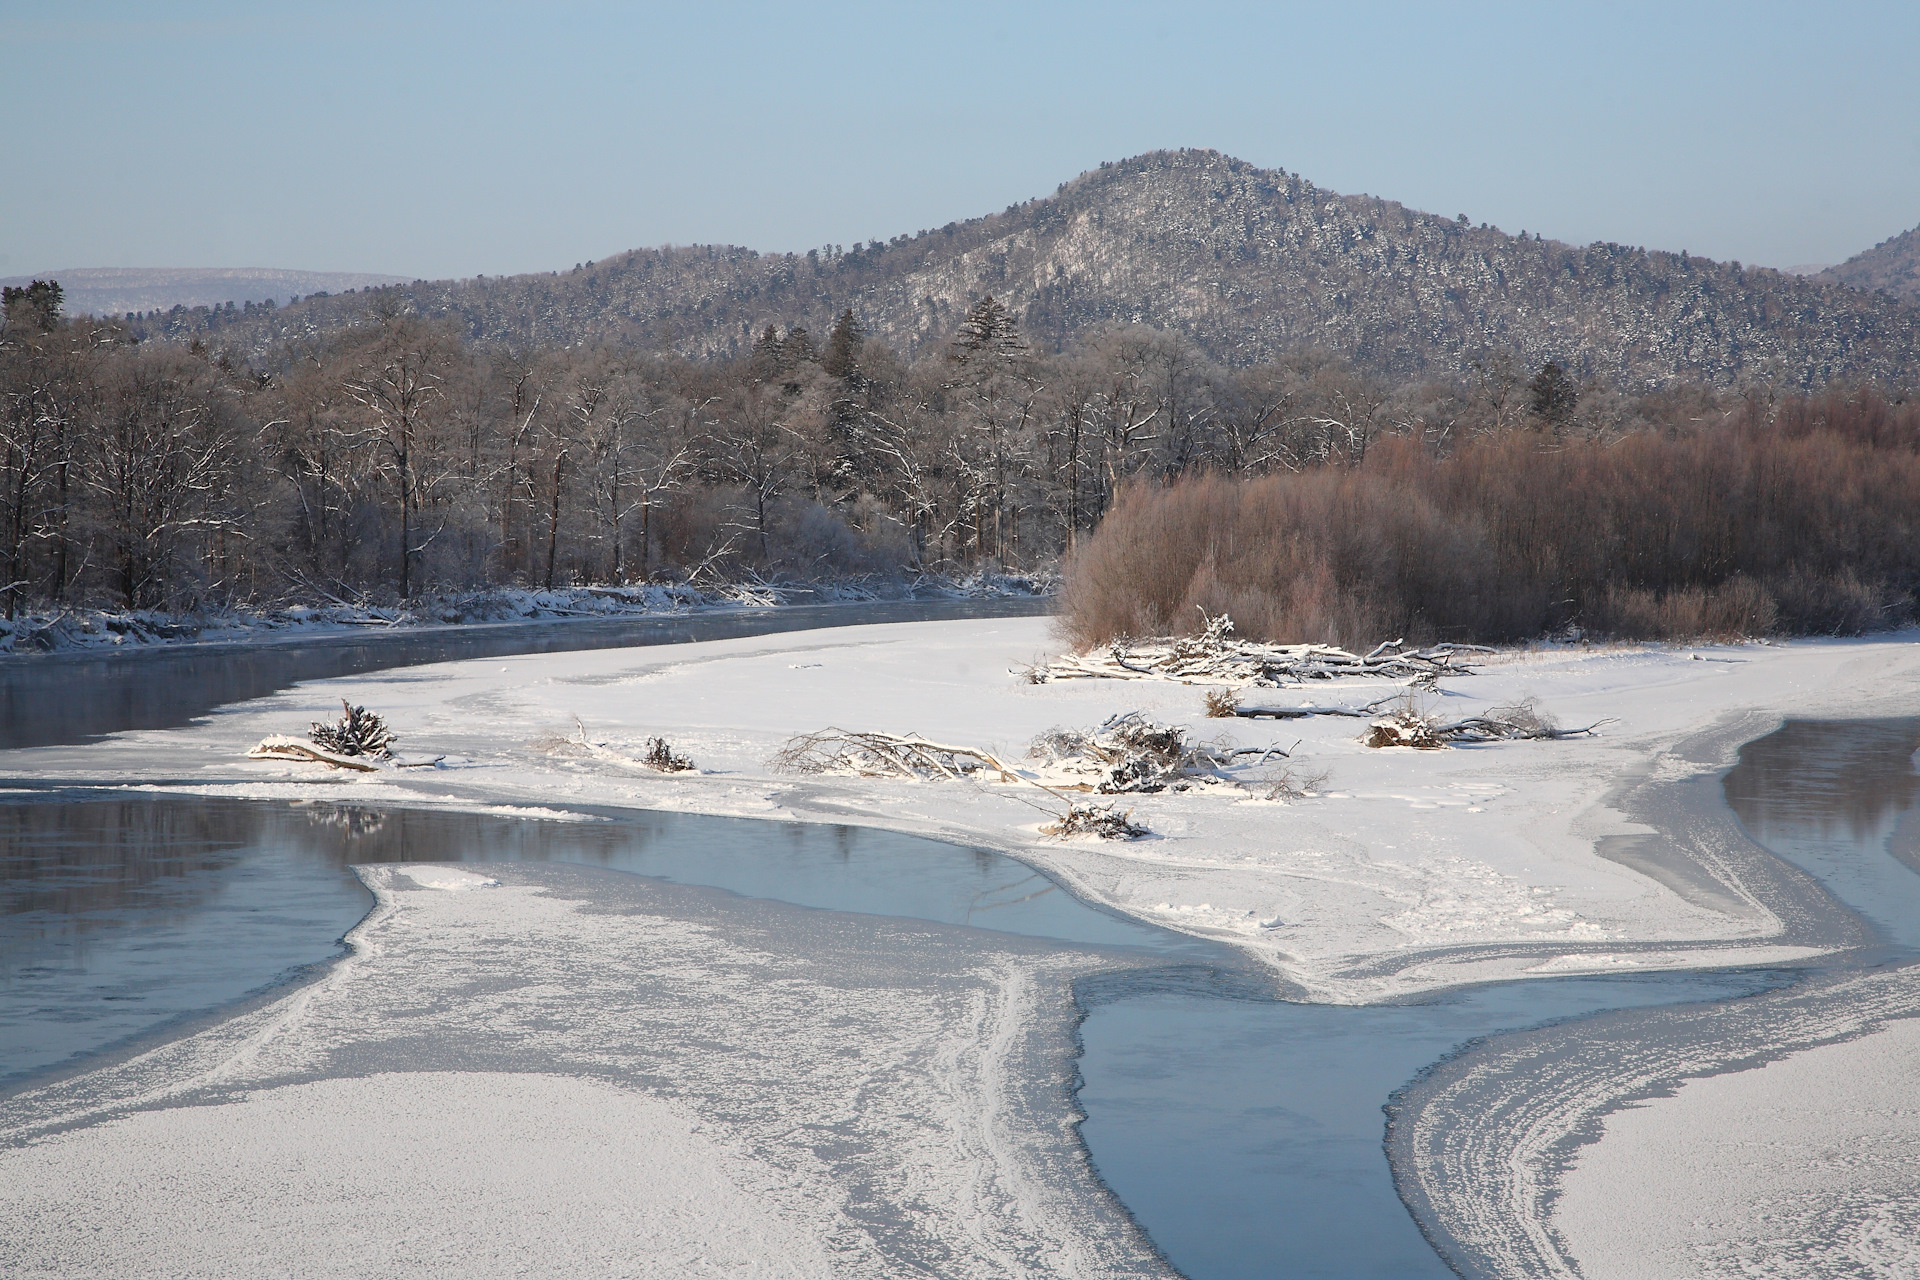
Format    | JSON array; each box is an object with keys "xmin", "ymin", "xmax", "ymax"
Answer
[
  {"xmin": 0, "ymin": 793, "xmax": 1211, "ymax": 1084},
  {"xmin": 1725, "ymin": 718, "xmax": 1920, "ymax": 846},
  {"xmin": 0, "ymin": 597, "xmax": 1049, "ymax": 750},
  {"xmin": 1724, "ymin": 718, "xmax": 1920, "ymax": 949}
]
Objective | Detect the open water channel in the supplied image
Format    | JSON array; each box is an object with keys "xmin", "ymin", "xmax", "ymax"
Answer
[{"xmin": 3, "ymin": 613, "xmax": 1916, "ymax": 1279}]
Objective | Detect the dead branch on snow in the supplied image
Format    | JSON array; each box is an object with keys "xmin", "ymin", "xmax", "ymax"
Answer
[
  {"xmin": 1042, "ymin": 802, "xmax": 1149, "ymax": 840},
  {"xmin": 1366, "ymin": 697, "xmax": 1613, "ymax": 749},
  {"xmin": 770, "ymin": 729, "xmax": 1022, "ymax": 782}
]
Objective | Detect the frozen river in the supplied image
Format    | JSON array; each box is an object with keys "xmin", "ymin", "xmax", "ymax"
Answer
[{"xmin": 3, "ymin": 617, "xmax": 1917, "ymax": 1278}]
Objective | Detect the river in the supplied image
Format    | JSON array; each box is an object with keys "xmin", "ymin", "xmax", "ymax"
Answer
[{"xmin": 3, "ymin": 616, "xmax": 1913, "ymax": 1278}]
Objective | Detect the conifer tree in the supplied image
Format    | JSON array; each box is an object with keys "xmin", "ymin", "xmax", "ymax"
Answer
[
  {"xmin": 822, "ymin": 308, "xmax": 863, "ymax": 380},
  {"xmin": 1, "ymin": 280, "xmax": 62, "ymax": 332},
  {"xmin": 1527, "ymin": 360, "xmax": 1578, "ymax": 426}
]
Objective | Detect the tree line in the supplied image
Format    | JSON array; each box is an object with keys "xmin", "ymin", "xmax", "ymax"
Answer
[{"xmin": 4, "ymin": 276, "xmax": 1915, "ymax": 638}]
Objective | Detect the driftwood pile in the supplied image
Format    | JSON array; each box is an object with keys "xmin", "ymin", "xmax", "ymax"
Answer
[
  {"xmin": 768, "ymin": 713, "xmax": 1305, "ymax": 838},
  {"xmin": 1036, "ymin": 613, "xmax": 1488, "ymax": 688},
  {"xmin": 772, "ymin": 715, "xmax": 1285, "ymax": 797},
  {"xmin": 1028, "ymin": 712, "xmax": 1288, "ymax": 794},
  {"xmin": 1366, "ymin": 698, "xmax": 1612, "ymax": 749},
  {"xmin": 770, "ymin": 730, "xmax": 1020, "ymax": 781}
]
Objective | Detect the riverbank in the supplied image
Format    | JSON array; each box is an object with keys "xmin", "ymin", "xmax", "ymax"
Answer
[
  {"xmin": 0, "ymin": 574, "xmax": 1049, "ymax": 656},
  {"xmin": 25, "ymin": 617, "xmax": 1913, "ymax": 1001}
]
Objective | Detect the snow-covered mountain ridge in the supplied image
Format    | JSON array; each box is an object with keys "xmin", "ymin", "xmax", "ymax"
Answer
[{"xmin": 142, "ymin": 149, "xmax": 1920, "ymax": 389}]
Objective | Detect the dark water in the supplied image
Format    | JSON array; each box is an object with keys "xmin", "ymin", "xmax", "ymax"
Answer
[
  {"xmin": 1724, "ymin": 718, "xmax": 1920, "ymax": 948},
  {"xmin": 1076, "ymin": 964, "xmax": 1774, "ymax": 1279},
  {"xmin": 0, "ymin": 597, "xmax": 1048, "ymax": 749},
  {"xmin": 0, "ymin": 793, "xmax": 1217, "ymax": 1084}
]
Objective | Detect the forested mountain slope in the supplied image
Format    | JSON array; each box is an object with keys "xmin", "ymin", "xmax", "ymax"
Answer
[
  {"xmin": 146, "ymin": 150, "xmax": 1920, "ymax": 389},
  {"xmin": 1818, "ymin": 223, "xmax": 1920, "ymax": 304}
]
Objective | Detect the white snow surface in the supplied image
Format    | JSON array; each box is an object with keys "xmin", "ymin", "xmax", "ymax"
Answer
[
  {"xmin": 1554, "ymin": 1014, "xmax": 1920, "ymax": 1279},
  {"xmin": 24, "ymin": 616, "xmax": 1912, "ymax": 1001},
  {"xmin": 1, "ymin": 1071, "xmax": 834, "ymax": 1279}
]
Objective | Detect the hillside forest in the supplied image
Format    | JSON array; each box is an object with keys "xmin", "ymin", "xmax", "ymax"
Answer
[{"xmin": 3, "ymin": 278, "xmax": 1917, "ymax": 643}]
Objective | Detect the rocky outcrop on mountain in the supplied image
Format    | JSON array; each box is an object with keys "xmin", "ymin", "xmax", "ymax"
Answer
[
  {"xmin": 146, "ymin": 150, "xmax": 1919, "ymax": 389},
  {"xmin": 1818, "ymin": 223, "xmax": 1920, "ymax": 305}
]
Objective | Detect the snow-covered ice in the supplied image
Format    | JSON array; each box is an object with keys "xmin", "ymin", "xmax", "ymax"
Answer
[
  {"xmin": 22, "ymin": 617, "xmax": 1911, "ymax": 1001},
  {"xmin": 0, "ymin": 861, "xmax": 1168, "ymax": 1278},
  {"xmin": 1554, "ymin": 1014, "xmax": 1920, "ymax": 1279},
  {"xmin": 8, "ymin": 616, "xmax": 1920, "ymax": 1277}
]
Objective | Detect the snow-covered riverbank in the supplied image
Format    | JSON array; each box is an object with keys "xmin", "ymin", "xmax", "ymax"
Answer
[{"xmin": 0, "ymin": 577, "xmax": 1046, "ymax": 655}]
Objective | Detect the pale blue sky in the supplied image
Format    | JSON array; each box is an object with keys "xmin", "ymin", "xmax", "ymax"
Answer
[{"xmin": 5, "ymin": 1, "xmax": 1917, "ymax": 279}]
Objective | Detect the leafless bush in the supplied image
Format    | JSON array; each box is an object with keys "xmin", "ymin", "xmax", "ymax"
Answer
[
  {"xmin": 309, "ymin": 700, "xmax": 397, "ymax": 758},
  {"xmin": 1265, "ymin": 761, "xmax": 1332, "ymax": 801},
  {"xmin": 1589, "ymin": 577, "xmax": 1777, "ymax": 641},
  {"xmin": 1041, "ymin": 802, "xmax": 1149, "ymax": 840},
  {"xmin": 1203, "ymin": 687, "xmax": 1240, "ymax": 717},
  {"xmin": 1061, "ymin": 426, "xmax": 1920, "ymax": 647},
  {"xmin": 643, "ymin": 736, "xmax": 694, "ymax": 772}
]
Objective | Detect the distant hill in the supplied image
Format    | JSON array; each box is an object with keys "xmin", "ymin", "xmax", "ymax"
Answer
[
  {"xmin": 2, "ymin": 267, "xmax": 411, "ymax": 317},
  {"xmin": 139, "ymin": 151, "xmax": 1920, "ymax": 389},
  {"xmin": 1818, "ymin": 223, "xmax": 1920, "ymax": 304}
]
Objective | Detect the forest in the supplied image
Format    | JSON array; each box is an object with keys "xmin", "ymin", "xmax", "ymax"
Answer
[{"xmin": 3, "ymin": 277, "xmax": 1917, "ymax": 642}]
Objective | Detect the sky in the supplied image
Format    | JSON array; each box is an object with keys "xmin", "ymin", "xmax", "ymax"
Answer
[{"xmin": 4, "ymin": 1, "xmax": 1918, "ymax": 281}]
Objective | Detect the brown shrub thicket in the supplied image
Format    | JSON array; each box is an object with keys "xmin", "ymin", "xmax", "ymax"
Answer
[{"xmin": 1061, "ymin": 416, "xmax": 1920, "ymax": 646}]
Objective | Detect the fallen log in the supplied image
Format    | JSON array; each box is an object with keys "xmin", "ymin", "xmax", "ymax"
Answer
[
  {"xmin": 1214, "ymin": 690, "xmax": 1399, "ymax": 720},
  {"xmin": 247, "ymin": 734, "xmax": 382, "ymax": 771}
]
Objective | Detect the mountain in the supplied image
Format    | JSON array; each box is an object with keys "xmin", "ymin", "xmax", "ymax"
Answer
[
  {"xmin": 1818, "ymin": 223, "xmax": 1920, "ymax": 304},
  {"xmin": 3, "ymin": 267, "xmax": 411, "ymax": 317},
  {"xmin": 143, "ymin": 151, "xmax": 1920, "ymax": 389}
]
